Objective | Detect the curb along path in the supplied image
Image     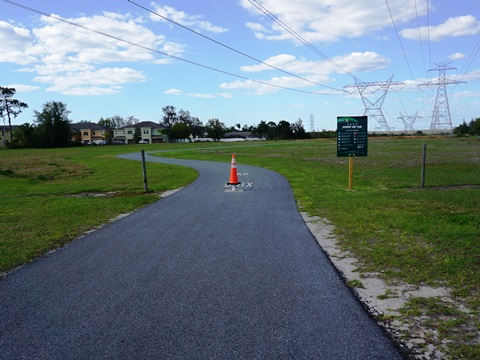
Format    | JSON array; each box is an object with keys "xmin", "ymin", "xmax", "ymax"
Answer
[{"xmin": 0, "ymin": 152, "xmax": 404, "ymax": 359}]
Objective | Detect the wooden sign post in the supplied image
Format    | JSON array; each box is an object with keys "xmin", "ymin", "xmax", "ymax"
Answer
[{"xmin": 337, "ymin": 116, "xmax": 368, "ymax": 190}]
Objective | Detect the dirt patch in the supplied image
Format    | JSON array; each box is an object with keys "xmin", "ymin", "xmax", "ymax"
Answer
[
  {"xmin": 301, "ymin": 213, "xmax": 478, "ymax": 359},
  {"xmin": 67, "ymin": 191, "xmax": 119, "ymax": 198}
]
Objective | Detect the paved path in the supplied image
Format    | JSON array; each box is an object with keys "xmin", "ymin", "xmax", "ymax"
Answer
[{"xmin": 0, "ymin": 152, "xmax": 404, "ymax": 359}]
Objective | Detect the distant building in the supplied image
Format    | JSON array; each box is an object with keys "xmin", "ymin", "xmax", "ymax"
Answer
[
  {"xmin": 1, "ymin": 125, "xmax": 18, "ymax": 147},
  {"xmin": 223, "ymin": 131, "xmax": 252, "ymax": 139},
  {"xmin": 71, "ymin": 122, "xmax": 113, "ymax": 145},
  {"xmin": 113, "ymin": 121, "xmax": 165, "ymax": 144}
]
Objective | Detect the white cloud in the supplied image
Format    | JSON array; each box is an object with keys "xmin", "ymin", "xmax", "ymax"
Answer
[
  {"xmin": 32, "ymin": 12, "xmax": 183, "ymax": 65},
  {"xmin": 240, "ymin": 0, "xmax": 426, "ymax": 43},
  {"xmin": 34, "ymin": 67, "xmax": 145, "ymax": 95},
  {"xmin": 401, "ymin": 15, "xmax": 480, "ymax": 41},
  {"xmin": 165, "ymin": 88, "xmax": 182, "ymax": 95},
  {"xmin": 149, "ymin": 4, "xmax": 227, "ymax": 33},
  {"xmin": 0, "ymin": 12, "xmax": 185, "ymax": 96},
  {"xmin": 449, "ymin": 52, "xmax": 466, "ymax": 60},
  {"xmin": 231, "ymin": 51, "xmax": 389, "ymax": 94},
  {"xmin": 0, "ymin": 21, "xmax": 37, "ymax": 65},
  {"xmin": 5, "ymin": 84, "xmax": 40, "ymax": 92},
  {"xmin": 241, "ymin": 52, "xmax": 389, "ymax": 76},
  {"xmin": 165, "ymin": 88, "xmax": 233, "ymax": 98}
]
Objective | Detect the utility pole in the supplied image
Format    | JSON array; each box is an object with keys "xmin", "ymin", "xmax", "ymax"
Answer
[
  {"xmin": 418, "ymin": 62, "xmax": 466, "ymax": 133},
  {"xmin": 344, "ymin": 75, "xmax": 404, "ymax": 132},
  {"xmin": 398, "ymin": 111, "xmax": 422, "ymax": 132},
  {"xmin": 309, "ymin": 114, "xmax": 315, "ymax": 133}
]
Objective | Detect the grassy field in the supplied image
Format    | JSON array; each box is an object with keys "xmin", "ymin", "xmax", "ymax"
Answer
[
  {"xmin": 1, "ymin": 136, "xmax": 479, "ymax": 358},
  {"xmin": 156, "ymin": 136, "xmax": 480, "ymax": 359},
  {"xmin": 0, "ymin": 144, "xmax": 198, "ymax": 271}
]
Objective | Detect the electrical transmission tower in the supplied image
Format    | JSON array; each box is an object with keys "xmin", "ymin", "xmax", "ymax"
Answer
[
  {"xmin": 344, "ymin": 75, "xmax": 404, "ymax": 132},
  {"xmin": 309, "ymin": 114, "xmax": 315, "ymax": 133},
  {"xmin": 398, "ymin": 111, "xmax": 422, "ymax": 131},
  {"xmin": 418, "ymin": 62, "xmax": 466, "ymax": 133}
]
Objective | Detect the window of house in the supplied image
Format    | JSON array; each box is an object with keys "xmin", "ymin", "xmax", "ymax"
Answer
[
  {"xmin": 127, "ymin": 130, "xmax": 133, "ymax": 135},
  {"xmin": 83, "ymin": 131, "xmax": 88, "ymax": 136},
  {"xmin": 143, "ymin": 130, "xmax": 149, "ymax": 134},
  {"xmin": 92, "ymin": 131, "xmax": 96, "ymax": 136}
]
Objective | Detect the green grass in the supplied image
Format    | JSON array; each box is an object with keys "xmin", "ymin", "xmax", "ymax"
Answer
[
  {"xmin": 156, "ymin": 137, "xmax": 479, "ymax": 296},
  {"xmin": 0, "ymin": 144, "xmax": 198, "ymax": 272},
  {"xmin": 1, "ymin": 137, "xmax": 479, "ymax": 358},
  {"xmin": 153, "ymin": 136, "xmax": 479, "ymax": 359}
]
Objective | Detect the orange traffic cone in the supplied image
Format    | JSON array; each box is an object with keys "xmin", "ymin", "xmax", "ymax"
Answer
[{"xmin": 227, "ymin": 154, "xmax": 241, "ymax": 191}]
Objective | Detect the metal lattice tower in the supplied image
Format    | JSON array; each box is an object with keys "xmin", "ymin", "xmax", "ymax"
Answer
[
  {"xmin": 309, "ymin": 114, "xmax": 315, "ymax": 133},
  {"xmin": 418, "ymin": 62, "xmax": 466, "ymax": 133},
  {"xmin": 398, "ymin": 111, "xmax": 422, "ymax": 131},
  {"xmin": 344, "ymin": 75, "xmax": 404, "ymax": 132}
]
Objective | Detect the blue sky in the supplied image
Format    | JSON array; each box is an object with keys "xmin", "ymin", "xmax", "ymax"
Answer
[{"xmin": 1, "ymin": 0, "xmax": 479, "ymax": 131}]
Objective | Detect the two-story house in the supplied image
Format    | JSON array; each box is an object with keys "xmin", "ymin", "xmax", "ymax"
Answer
[
  {"xmin": 113, "ymin": 121, "xmax": 165, "ymax": 144},
  {"xmin": 1, "ymin": 125, "xmax": 18, "ymax": 147},
  {"xmin": 71, "ymin": 122, "xmax": 113, "ymax": 145}
]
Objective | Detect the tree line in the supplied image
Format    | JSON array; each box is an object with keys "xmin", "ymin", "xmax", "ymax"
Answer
[
  {"xmin": 1, "ymin": 86, "xmax": 310, "ymax": 148},
  {"xmin": 10, "ymin": 86, "xmax": 478, "ymax": 149},
  {"xmin": 158, "ymin": 105, "xmax": 308, "ymax": 142},
  {"xmin": 453, "ymin": 118, "xmax": 480, "ymax": 135}
]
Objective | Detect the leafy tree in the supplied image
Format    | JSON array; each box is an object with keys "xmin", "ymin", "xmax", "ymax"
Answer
[
  {"xmin": 277, "ymin": 120, "xmax": 293, "ymax": 139},
  {"xmin": 255, "ymin": 120, "xmax": 269, "ymax": 139},
  {"xmin": 177, "ymin": 109, "xmax": 191, "ymax": 124},
  {"xmin": 162, "ymin": 105, "xmax": 177, "ymax": 127},
  {"xmin": 134, "ymin": 127, "xmax": 141, "ymax": 143},
  {"xmin": 267, "ymin": 121, "xmax": 277, "ymax": 139},
  {"xmin": 292, "ymin": 118, "xmax": 307, "ymax": 139},
  {"xmin": 34, "ymin": 101, "xmax": 71, "ymax": 148},
  {"xmin": 112, "ymin": 115, "xmax": 126, "ymax": 128},
  {"xmin": 189, "ymin": 116, "xmax": 204, "ymax": 138},
  {"xmin": 13, "ymin": 123, "xmax": 36, "ymax": 148},
  {"xmin": 171, "ymin": 123, "xmax": 191, "ymax": 141},
  {"xmin": 0, "ymin": 87, "xmax": 28, "ymax": 147},
  {"xmin": 126, "ymin": 115, "xmax": 139, "ymax": 126},
  {"xmin": 454, "ymin": 120, "xmax": 470, "ymax": 135},
  {"xmin": 470, "ymin": 117, "xmax": 480, "ymax": 135},
  {"xmin": 98, "ymin": 117, "xmax": 115, "ymax": 129},
  {"xmin": 205, "ymin": 118, "xmax": 226, "ymax": 141},
  {"xmin": 453, "ymin": 118, "xmax": 480, "ymax": 135}
]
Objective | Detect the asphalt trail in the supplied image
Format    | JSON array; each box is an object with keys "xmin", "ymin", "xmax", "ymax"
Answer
[{"xmin": 0, "ymin": 152, "xmax": 404, "ymax": 359}]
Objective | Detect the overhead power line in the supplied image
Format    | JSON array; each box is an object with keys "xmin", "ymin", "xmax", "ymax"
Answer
[
  {"xmin": 4, "ymin": 0, "xmax": 336, "ymax": 96},
  {"xmin": 384, "ymin": 0, "xmax": 416, "ymax": 81},
  {"xmin": 128, "ymin": 0, "xmax": 345, "ymax": 93},
  {"xmin": 246, "ymin": 0, "xmax": 363, "ymax": 83},
  {"xmin": 414, "ymin": 0, "xmax": 428, "ymax": 77}
]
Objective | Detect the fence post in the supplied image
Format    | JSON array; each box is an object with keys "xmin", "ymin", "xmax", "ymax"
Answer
[
  {"xmin": 141, "ymin": 150, "xmax": 148, "ymax": 193},
  {"xmin": 421, "ymin": 144, "xmax": 427, "ymax": 188}
]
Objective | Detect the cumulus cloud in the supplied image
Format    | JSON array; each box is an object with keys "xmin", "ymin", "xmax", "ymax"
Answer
[
  {"xmin": 0, "ymin": 21, "xmax": 37, "ymax": 65},
  {"xmin": 241, "ymin": 52, "xmax": 389, "ymax": 75},
  {"xmin": 0, "ymin": 12, "xmax": 184, "ymax": 96},
  {"xmin": 34, "ymin": 67, "xmax": 145, "ymax": 95},
  {"xmin": 240, "ymin": 0, "xmax": 426, "ymax": 43},
  {"xmin": 165, "ymin": 88, "xmax": 182, "ymax": 95},
  {"xmin": 449, "ymin": 52, "xmax": 466, "ymax": 60},
  {"xmin": 5, "ymin": 84, "xmax": 40, "ymax": 92},
  {"xmin": 401, "ymin": 15, "xmax": 480, "ymax": 41},
  {"xmin": 227, "ymin": 51, "xmax": 389, "ymax": 94},
  {"xmin": 165, "ymin": 88, "xmax": 233, "ymax": 98},
  {"xmin": 149, "ymin": 4, "xmax": 227, "ymax": 33}
]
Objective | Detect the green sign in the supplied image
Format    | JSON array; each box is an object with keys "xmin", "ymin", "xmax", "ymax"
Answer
[{"xmin": 337, "ymin": 116, "xmax": 368, "ymax": 157}]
